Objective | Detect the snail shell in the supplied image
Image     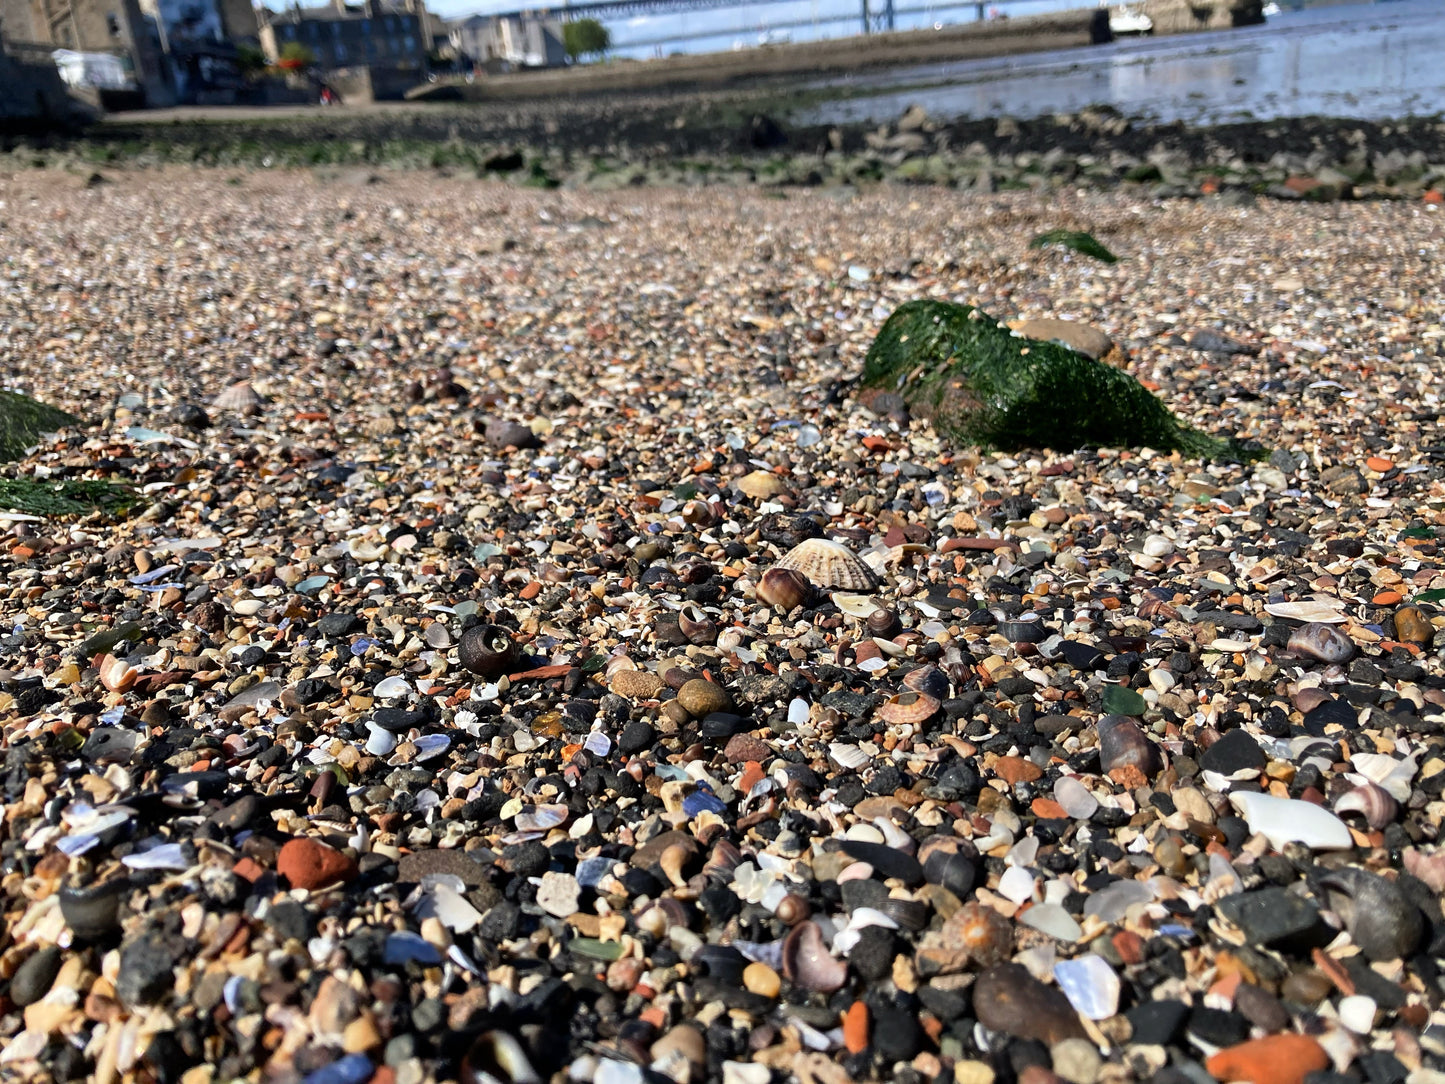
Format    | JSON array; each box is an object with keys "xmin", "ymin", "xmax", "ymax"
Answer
[
  {"xmin": 458, "ymin": 624, "xmax": 519, "ymax": 678},
  {"xmin": 866, "ymin": 607, "xmax": 900, "ymax": 637},
  {"xmin": 1332, "ymin": 782, "xmax": 1398, "ymax": 830},
  {"xmin": 1320, "ymin": 867, "xmax": 1423, "ymax": 962},
  {"xmin": 756, "ymin": 567, "xmax": 813, "ymax": 611},
  {"xmin": 677, "ymin": 604, "xmax": 718, "ymax": 646}
]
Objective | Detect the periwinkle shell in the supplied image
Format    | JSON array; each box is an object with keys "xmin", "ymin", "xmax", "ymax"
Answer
[{"xmin": 458, "ymin": 624, "xmax": 519, "ymax": 678}]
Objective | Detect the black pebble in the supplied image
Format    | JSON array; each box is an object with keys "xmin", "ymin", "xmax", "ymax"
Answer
[
  {"xmin": 1199, "ymin": 729, "xmax": 1267, "ymax": 775},
  {"xmin": 617, "ymin": 721, "xmax": 656, "ymax": 756}
]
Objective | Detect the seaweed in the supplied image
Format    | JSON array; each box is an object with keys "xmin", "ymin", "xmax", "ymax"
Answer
[
  {"xmin": 0, "ymin": 477, "xmax": 140, "ymax": 517},
  {"xmin": 0, "ymin": 391, "xmax": 81, "ymax": 463},
  {"xmin": 1028, "ymin": 229, "xmax": 1119, "ymax": 264},
  {"xmin": 860, "ymin": 299, "xmax": 1264, "ymax": 461}
]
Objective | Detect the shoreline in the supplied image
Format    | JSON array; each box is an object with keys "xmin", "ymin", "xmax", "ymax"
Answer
[{"xmin": 9, "ymin": 102, "xmax": 1444, "ymax": 203}]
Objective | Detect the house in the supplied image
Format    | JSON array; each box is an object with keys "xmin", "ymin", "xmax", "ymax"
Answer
[
  {"xmin": 6, "ymin": 0, "xmax": 254, "ymax": 105},
  {"xmin": 258, "ymin": 0, "xmax": 429, "ymax": 73},
  {"xmin": 447, "ymin": 11, "xmax": 564, "ymax": 71}
]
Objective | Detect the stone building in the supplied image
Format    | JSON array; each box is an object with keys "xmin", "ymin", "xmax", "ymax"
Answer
[
  {"xmin": 258, "ymin": 0, "xmax": 430, "ymax": 72},
  {"xmin": 446, "ymin": 12, "xmax": 565, "ymax": 71}
]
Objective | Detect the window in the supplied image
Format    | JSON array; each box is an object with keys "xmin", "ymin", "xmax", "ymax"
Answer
[
  {"xmin": 384, "ymin": 16, "xmax": 394, "ymax": 31},
  {"xmin": 403, "ymin": 33, "xmax": 414, "ymax": 52},
  {"xmin": 106, "ymin": 12, "xmax": 120, "ymax": 36},
  {"xmin": 335, "ymin": 42, "xmax": 347, "ymax": 59},
  {"xmin": 361, "ymin": 17, "xmax": 369, "ymax": 30},
  {"xmin": 283, "ymin": 24, "xmax": 295, "ymax": 37},
  {"xmin": 331, "ymin": 20, "xmax": 340, "ymax": 36}
]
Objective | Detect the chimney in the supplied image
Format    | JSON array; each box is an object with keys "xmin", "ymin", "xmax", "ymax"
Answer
[
  {"xmin": 332, "ymin": 0, "xmax": 347, "ymax": 14},
  {"xmin": 363, "ymin": 0, "xmax": 374, "ymax": 15}
]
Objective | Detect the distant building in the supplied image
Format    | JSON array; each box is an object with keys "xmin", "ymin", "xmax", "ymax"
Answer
[
  {"xmin": 447, "ymin": 11, "xmax": 564, "ymax": 71},
  {"xmin": 8, "ymin": 0, "xmax": 253, "ymax": 104},
  {"xmin": 258, "ymin": 0, "xmax": 430, "ymax": 72}
]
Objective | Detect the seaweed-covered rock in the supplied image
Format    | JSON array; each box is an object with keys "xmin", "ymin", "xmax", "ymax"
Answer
[{"xmin": 859, "ymin": 300, "xmax": 1262, "ymax": 459}]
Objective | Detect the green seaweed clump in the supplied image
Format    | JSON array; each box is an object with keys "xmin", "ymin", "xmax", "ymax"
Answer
[
  {"xmin": 0, "ymin": 477, "xmax": 139, "ymax": 517},
  {"xmin": 0, "ymin": 391, "xmax": 81, "ymax": 463},
  {"xmin": 1028, "ymin": 229, "xmax": 1119, "ymax": 264},
  {"xmin": 860, "ymin": 300, "xmax": 1263, "ymax": 461}
]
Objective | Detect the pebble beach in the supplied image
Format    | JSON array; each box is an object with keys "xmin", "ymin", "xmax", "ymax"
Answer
[{"xmin": 3, "ymin": 166, "xmax": 1445, "ymax": 1084}]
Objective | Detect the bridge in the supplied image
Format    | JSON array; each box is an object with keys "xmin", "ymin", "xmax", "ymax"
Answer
[{"xmin": 477, "ymin": 0, "xmax": 1046, "ymax": 38}]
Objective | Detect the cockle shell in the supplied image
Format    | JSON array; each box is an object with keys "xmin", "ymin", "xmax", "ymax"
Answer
[
  {"xmin": 877, "ymin": 690, "xmax": 941, "ymax": 726},
  {"xmin": 903, "ymin": 664, "xmax": 951, "ymax": 702},
  {"xmin": 774, "ymin": 538, "xmax": 878, "ymax": 590},
  {"xmin": 736, "ymin": 470, "xmax": 791, "ymax": 500},
  {"xmin": 211, "ymin": 380, "xmax": 262, "ymax": 412}
]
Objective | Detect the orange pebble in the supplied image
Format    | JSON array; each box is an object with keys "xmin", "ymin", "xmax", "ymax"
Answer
[
  {"xmin": 1365, "ymin": 457, "xmax": 1394, "ymax": 472},
  {"xmin": 1205, "ymin": 1034, "xmax": 1329, "ymax": 1084},
  {"xmin": 843, "ymin": 1001, "xmax": 869, "ymax": 1055},
  {"xmin": 1373, "ymin": 590, "xmax": 1403, "ymax": 605},
  {"xmin": 1031, "ymin": 798, "xmax": 1069, "ymax": 820}
]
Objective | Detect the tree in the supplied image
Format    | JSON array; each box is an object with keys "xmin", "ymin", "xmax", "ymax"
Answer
[
  {"xmin": 237, "ymin": 43, "xmax": 267, "ymax": 79},
  {"xmin": 563, "ymin": 18, "xmax": 610, "ymax": 62},
  {"xmin": 277, "ymin": 41, "xmax": 316, "ymax": 70}
]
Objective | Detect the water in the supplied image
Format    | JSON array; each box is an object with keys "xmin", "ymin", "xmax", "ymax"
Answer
[{"xmin": 795, "ymin": 0, "xmax": 1445, "ymax": 126}]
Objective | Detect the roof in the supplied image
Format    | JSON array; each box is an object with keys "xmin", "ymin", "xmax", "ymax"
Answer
[{"xmin": 264, "ymin": 2, "xmax": 418, "ymax": 24}]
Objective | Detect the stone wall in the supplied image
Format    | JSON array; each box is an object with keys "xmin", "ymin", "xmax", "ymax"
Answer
[
  {"xmin": 1138, "ymin": 0, "xmax": 1264, "ymax": 33},
  {"xmin": 0, "ymin": 49, "xmax": 86, "ymax": 131},
  {"xmin": 325, "ymin": 65, "xmax": 424, "ymax": 103}
]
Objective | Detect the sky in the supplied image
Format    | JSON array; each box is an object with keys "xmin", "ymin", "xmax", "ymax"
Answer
[{"xmin": 421, "ymin": 0, "xmax": 1085, "ymax": 55}]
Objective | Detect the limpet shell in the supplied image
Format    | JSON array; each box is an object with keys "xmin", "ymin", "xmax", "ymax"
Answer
[
  {"xmin": 775, "ymin": 538, "xmax": 878, "ymax": 590},
  {"xmin": 737, "ymin": 470, "xmax": 790, "ymax": 499}
]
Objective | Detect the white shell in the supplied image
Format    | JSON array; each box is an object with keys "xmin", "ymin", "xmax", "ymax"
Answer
[
  {"xmin": 776, "ymin": 538, "xmax": 878, "ymax": 590},
  {"xmin": 832, "ymin": 593, "xmax": 884, "ymax": 619},
  {"xmin": 1228, "ymin": 792, "xmax": 1352, "ymax": 850},
  {"xmin": 1264, "ymin": 598, "xmax": 1346, "ymax": 623},
  {"xmin": 211, "ymin": 380, "xmax": 262, "ymax": 411}
]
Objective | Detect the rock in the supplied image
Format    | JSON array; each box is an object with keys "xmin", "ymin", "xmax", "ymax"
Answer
[
  {"xmin": 1126, "ymin": 999, "xmax": 1189, "ymax": 1044},
  {"xmin": 535, "ymin": 871, "xmax": 581, "ymax": 918},
  {"xmin": 651, "ymin": 1024, "xmax": 706, "ymax": 1069},
  {"xmin": 277, "ymin": 838, "xmax": 358, "ymax": 890},
  {"xmin": 59, "ymin": 880, "xmax": 127, "ymax": 940},
  {"xmin": 1200, "ymin": 730, "xmax": 1268, "ymax": 776},
  {"xmin": 1052, "ymin": 955, "xmax": 1120, "ymax": 1019},
  {"xmin": 839, "ymin": 840, "xmax": 925, "ymax": 886},
  {"xmin": 11, "ymin": 946, "xmax": 63, "ymax": 1007},
  {"xmin": 1011, "ymin": 318, "xmax": 1114, "ymax": 360},
  {"xmin": 1393, "ymin": 606, "xmax": 1433, "ymax": 645},
  {"xmin": 1319, "ymin": 868, "xmax": 1424, "ymax": 961},
  {"xmin": 116, "ymin": 929, "xmax": 181, "ymax": 1007},
  {"xmin": 743, "ymin": 962, "xmax": 780, "ymax": 998},
  {"xmin": 973, "ymin": 963, "xmax": 1086, "ymax": 1045},
  {"xmin": 723, "ymin": 732, "xmax": 772, "ymax": 764},
  {"xmin": 484, "ymin": 419, "xmax": 539, "ymax": 450},
  {"xmin": 1051, "ymin": 1038, "xmax": 1103, "ymax": 1084},
  {"xmin": 398, "ymin": 849, "xmax": 489, "ymax": 886},
  {"xmin": 1233, "ymin": 985, "xmax": 1291, "ymax": 1034},
  {"xmin": 676, "ymin": 678, "xmax": 732, "ymax": 717},
  {"xmin": 611, "ymin": 670, "xmax": 665, "ymax": 701},
  {"xmin": 1215, "ymin": 887, "xmax": 1323, "ymax": 947},
  {"xmin": 872, "ymin": 1002, "xmax": 924, "ymax": 1062},
  {"xmin": 1205, "ymin": 1034, "xmax": 1330, "ymax": 1084},
  {"xmin": 616, "ymin": 720, "xmax": 656, "ymax": 755},
  {"xmin": 1098, "ymin": 716, "xmax": 1163, "ymax": 779}
]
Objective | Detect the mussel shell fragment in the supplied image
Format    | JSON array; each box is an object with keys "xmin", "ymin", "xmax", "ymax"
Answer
[{"xmin": 1320, "ymin": 867, "xmax": 1423, "ymax": 962}]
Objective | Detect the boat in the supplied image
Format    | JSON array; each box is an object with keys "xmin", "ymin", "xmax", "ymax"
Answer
[
  {"xmin": 1107, "ymin": 4, "xmax": 1153, "ymax": 36},
  {"xmin": 1262, "ymin": 2, "xmax": 1281, "ymax": 15}
]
